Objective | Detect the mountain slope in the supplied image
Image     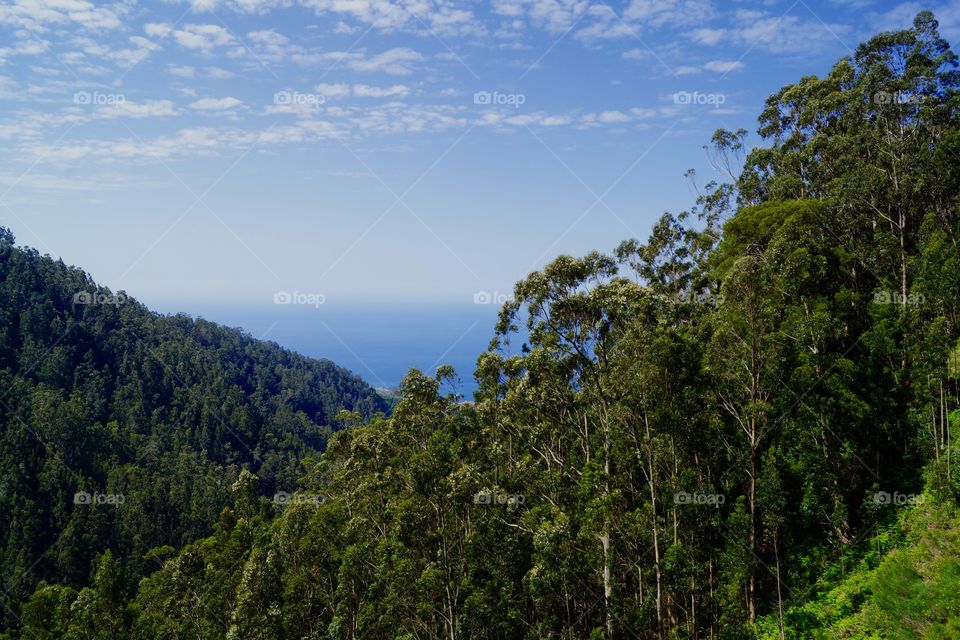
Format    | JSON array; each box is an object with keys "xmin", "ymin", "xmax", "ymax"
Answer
[
  {"xmin": 0, "ymin": 227, "xmax": 387, "ymax": 630},
  {"xmin": 755, "ymin": 489, "xmax": 960, "ymax": 639}
]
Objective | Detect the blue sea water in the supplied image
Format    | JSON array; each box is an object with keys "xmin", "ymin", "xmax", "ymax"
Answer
[{"xmin": 148, "ymin": 300, "xmax": 505, "ymax": 396}]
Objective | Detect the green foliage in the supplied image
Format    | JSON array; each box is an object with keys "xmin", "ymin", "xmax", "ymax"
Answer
[
  {"xmin": 756, "ymin": 496, "xmax": 960, "ymax": 639},
  {"xmin": 0, "ymin": 234, "xmax": 386, "ymax": 633},
  {"xmin": 712, "ymin": 199, "xmax": 823, "ymax": 279}
]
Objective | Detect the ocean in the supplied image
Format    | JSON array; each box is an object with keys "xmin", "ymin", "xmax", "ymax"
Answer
[{"xmin": 149, "ymin": 300, "xmax": 505, "ymax": 396}]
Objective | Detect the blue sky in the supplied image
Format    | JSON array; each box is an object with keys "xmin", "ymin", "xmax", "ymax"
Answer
[{"xmin": 1, "ymin": 0, "xmax": 958, "ymax": 311}]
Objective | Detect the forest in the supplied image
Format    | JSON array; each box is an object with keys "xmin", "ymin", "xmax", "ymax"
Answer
[
  {"xmin": 2, "ymin": 10, "xmax": 960, "ymax": 640},
  {"xmin": 0, "ymin": 230, "xmax": 387, "ymax": 635}
]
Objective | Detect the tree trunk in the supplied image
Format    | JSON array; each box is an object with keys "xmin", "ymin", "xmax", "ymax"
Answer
[
  {"xmin": 601, "ymin": 531, "xmax": 614, "ymax": 639},
  {"xmin": 775, "ymin": 536, "xmax": 785, "ymax": 640},
  {"xmin": 748, "ymin": 441, "xmax": 757, "ymax": 625}
]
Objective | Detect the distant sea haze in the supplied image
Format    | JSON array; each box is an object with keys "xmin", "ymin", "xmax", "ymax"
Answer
[{"xmin": 150, "ymin": 300, "xmax": 505, "ymax": 395}]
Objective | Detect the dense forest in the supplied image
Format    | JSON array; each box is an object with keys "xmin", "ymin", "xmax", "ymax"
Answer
[
  {"xmin": 0, "ymin": 231, "xmax": 387, "ymax": 635},
  {"xmin": 3, "ymin": 10, "xmax": 960, "ymax": 640}
]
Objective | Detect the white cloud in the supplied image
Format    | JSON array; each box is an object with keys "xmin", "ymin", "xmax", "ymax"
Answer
[
  {"xmin": 483, "ymin": 109, "xmax": 644, "ymax": 130},
  {"xmin": 245, "ymin": 28, "xmax": 407, "ymax": 69},
  {"xmin": 245, "ymin": 28, "xmax": 290, "ymax": 62},
  {"xmin": 703, "ymin": 59, "xmax": 743, "ymax": 73},
  {"xmin": 285, "ymin": 44, "xmax": 422, "ymax": 75},
  {"xmin": 315, "ymin": 83, "xmax": 351, "ymax": 98},
  {"xmin": 623, "ymin": 0, "xmax": 715, "ymax": 28},
  {"xmin": 597, "ymin": 110, "xmax": 630, "ymax": 123},
  {"xmin": 689, "ymin": 27, "xmax": 724, "ymax": 45},
  {"xmin": 298, "ymin": 0, "xmax": 406, "ymax": 29},
  {"xmin": 0, "ymin": 170, "xmax": 159, "ymax": 192},
  {"xmin": 0, "ymin": 39, "xmax": 51, "ymax": 66},
  {"xmin": 155, "ymin": 0, "xmax": 286, "ymax": 12},
  {"xmin": 176, "ymin": 0, "xmax": 482, "ymax": 36},
  {"xmin": 68, "ymin": 36, "xmax": 160, "ymax": 70},
  {"xmin": 168, "ymin": 65, "xmax": 197, "ymax": 78},
  {"xmin": 345, "ymin": 47, "xmax": 422, "ymax": 75},
  {"xmin": 352, "ymin": 84, "xmax": 410, "ymax": 97},
  {"xmin": 190, "ymin": 96, "xmax": 243, "ymax": 110},
  {"xmin": 577, "ymin": 107, "xmax": 656, "ymax": 128},
  {"xmin": 0, "ymin": 0, "xmax": 128, "ymax": 32},
  {"xmin": 14, "ymin": 93, "xmax": 670, "ymax": 168},
  {"xmin": 629, "ymin": 107, "xmax": 658, "ymax": 118},
  {"xmin": 292, "ymin": 47, "xmax": 423, "ymax": 75},
  {"xmin": 207, "ymin": 66, "xmax": 234, "ymax": 78},
  {"xmin": 334, "ymin": 20, "xmax": 358, "ymax": 34},
  {"xmin": 129, "ymin": 36, "xmax": 159, "ymax": 52},
  {"xmin": 492, "ymin": 0, "xmax": 590, "ymax": 34},
  {"xmin": 165, "ymin": 24, "xmax": 235, "ymax": 52},
  {"xmin": 299, "ymin": 0, "xmax": 481, "ymax": 37},
  {"xmin": 25, "ymin": 127, "xmax": 234, "ymax": 162},
  {"xmin": 192, "ymin": 0, "xmax": 285, "ymax": 12},
  {"xmin": 493, "ymin": 0, "xmax": 716, "ymax": 43},
  {"xmin": 310, "ymin": 83, "xmax": 413, "ymax": 100},
  {"xmin": 622, "ymin": 48, "xmax": 651, "ymax": 60},
  {"xmin": 247, "ymin": 29, "xmax": 287, "ymax": 45},
  {"xmin": 690, "ymin": 11, "xmax": 852, "ymax": 54},
  {"xmin": 261, "ymin": 82, "xmax": 413, "ymax": 115},
  {"xmin": 105, "ymin": 100, "xmax": 180, "ymax": 119},
  {"xmin": 145, "ymin": 23, "xmax": 173, "ymax": 38}
]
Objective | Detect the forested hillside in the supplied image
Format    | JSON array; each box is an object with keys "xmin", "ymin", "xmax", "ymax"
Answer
[
  {"xmin": 754, "ymin": 493, "xmax": 960, "ymax": 638},
  {"xmin": 4, "ymin": 10, "xmax": 960, "ymax": 640},
  {"xmin": 0, "ymin": 230, "xmax": 387, "ymax": 634}
]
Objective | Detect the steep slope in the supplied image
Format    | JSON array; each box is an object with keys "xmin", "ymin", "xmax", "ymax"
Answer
[
  {"xmin": 756, "ymin": 488, "xmax": 960, "ymax": 639},
  {"xmin": 0, "ymin": 227, "xmax": 387, "ymax": 630}
]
